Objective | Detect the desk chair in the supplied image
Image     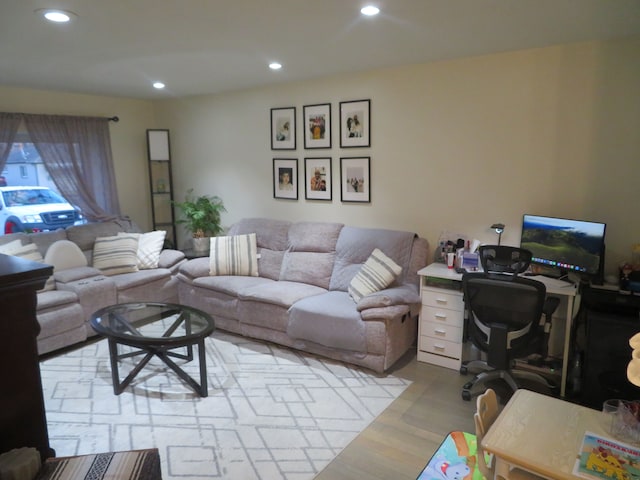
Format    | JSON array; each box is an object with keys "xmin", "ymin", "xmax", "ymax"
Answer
[{"xmin": 460, "ymin": 245, "xmax": 559, "ymax": 401}]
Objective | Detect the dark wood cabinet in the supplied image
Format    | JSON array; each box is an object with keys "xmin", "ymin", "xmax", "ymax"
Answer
[
  {"xmin": 0, "ymin": 254, "xmax": 54, "ymax": 460},
  {"xmin": 581, "ymin": 287, "xmax": 640, "ymax": 409}
]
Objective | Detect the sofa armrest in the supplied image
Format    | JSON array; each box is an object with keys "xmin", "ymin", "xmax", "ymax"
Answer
[
  {"xmin": 360, "ymin": 304, "xmax": 411, "ymax": 322},
  {"xmin": 177, "ymin": 257, "xmax": 210, "ymax": 282},
  {"xmin": 158, "ymin": 249, "xmax": 186, "ymax": 269},
  {"xmin": 355, "ymin": 285, "xmax": 420, "ymax": 312},
  {"xmin": 53, "ymin": 266, "xmax": 103, "ymax": 284}
]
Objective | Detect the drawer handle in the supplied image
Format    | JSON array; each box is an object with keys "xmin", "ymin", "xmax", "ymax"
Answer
[
  {"xmin": 434, "ymin": 344, "xmax": 446, "ymax": 351},
  {"xmin": 434, "ymin": 329, "xmax": 446, "ymax": 336},
  {"xmin": 435, "ymin": 313, "xmax": 447, "ymax": 320},
  {"xmin": 435, "ymin": 298, "xmax": 448, "ymax": 305}
]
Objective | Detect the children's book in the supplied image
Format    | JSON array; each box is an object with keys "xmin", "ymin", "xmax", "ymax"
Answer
[{"xmin": 573, "ymin": 431, "xmax": 640, "ymax": 480}]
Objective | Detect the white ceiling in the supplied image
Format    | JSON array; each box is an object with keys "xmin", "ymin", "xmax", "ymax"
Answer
[{"xmin": 1, "ymin": 0, "xmax": 640, "ymax": 100}]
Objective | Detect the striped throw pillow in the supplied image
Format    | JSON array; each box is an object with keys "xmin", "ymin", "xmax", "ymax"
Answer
[
  {"xmin": 348, "ymin": 248, "xmax": 402, "ymax": 302},
  {"xmin": 92, "ymin": 234, "xmax": 139, "ymax": 276},
  {"xmin": 209, "ymin": 233, "xmax": 258, "ymax": 276}
]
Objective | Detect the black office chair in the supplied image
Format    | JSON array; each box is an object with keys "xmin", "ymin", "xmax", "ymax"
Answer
[{"xmin": 459, "ymin": 245, "xmax": 560, "ymax": 401}]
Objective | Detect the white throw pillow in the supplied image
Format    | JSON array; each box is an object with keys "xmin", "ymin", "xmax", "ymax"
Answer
[
  {"xmin": 209, "ymin": 233, "xmax": 258, "ymax": 276},
  {"xmin": 44, "ymin": 240, "xmax": 88, "ymax": 271},
  {"xmin": 348, "ymin": 248, "xmax": 402, "ymax": 302},
  {"xmin": 92, "ymin": 234, "xmax": 139, "ymax": 276},
  {"xmin": 119, "ymin": 231, "xmax": 166, "ymax": 269}
]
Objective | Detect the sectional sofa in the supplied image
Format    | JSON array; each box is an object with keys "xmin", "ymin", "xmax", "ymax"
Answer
[
  {"xmin": 177, "ymin": 218, "xmax": 429, "ymax": 373},
  {"xmin": 0, "ymin": 218, "xmax": 186, "ymax": 355},
  {"xmin": 0, "ymin": 217, "xmax": 428, "ymax": 373}
]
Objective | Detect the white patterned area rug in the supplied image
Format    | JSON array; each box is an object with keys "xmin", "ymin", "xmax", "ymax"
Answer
[{"xmin": 40, "ymin": 332, "xmax": 411, "ymax": 480}]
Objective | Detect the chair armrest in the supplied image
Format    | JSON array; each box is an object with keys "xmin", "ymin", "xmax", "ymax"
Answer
[
  {"xmin": 53, "ymin": 266, "xmax": 103, "ymax": 284},
  {"xmin": 158, "ymin": 249, "xmax": 186, "ymax": 269},
  {"xmin": 177, "ymin": 257, "xmax": 210, "ymax": 282},
  {"xmin": 355, "ymin": 285, "xmax": 420, "ymax": 312}
]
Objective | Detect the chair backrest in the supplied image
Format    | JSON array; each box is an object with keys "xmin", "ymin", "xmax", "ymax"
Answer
[
  {"xmin": 474, "ymin": 388, "xmax": 544, "ymax": 480},
  {"xmin": 462, "ymin": 246, "xmax": 547, "ymax": 368},
  {"xmin": 479, "ymin": 245, "xmax": 531, "ymax": 274},
  {"xmin": 474, "ymin": 388, "xmax": 500, "ymax": 478}
]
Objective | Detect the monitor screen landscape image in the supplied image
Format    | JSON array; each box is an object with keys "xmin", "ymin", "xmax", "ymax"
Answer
[{"xmin": 520, "ymin": 214, "xmax": 606, "ymax": 276}]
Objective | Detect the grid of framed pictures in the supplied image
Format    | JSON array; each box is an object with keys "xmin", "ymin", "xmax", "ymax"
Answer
[{"xmin": 270, "ymin": 99, "xmax": 371, "ymax": 203}]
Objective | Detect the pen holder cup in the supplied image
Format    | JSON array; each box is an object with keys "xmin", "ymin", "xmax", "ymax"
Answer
[{"xmin": 603, "ymin": 399, "xmax": 640, "ymax": 445}]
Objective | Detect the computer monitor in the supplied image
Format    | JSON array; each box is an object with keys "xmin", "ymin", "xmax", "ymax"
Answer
[{"xmin": 520, "ymin": 214, "xmax": 606, "ymax": 282}]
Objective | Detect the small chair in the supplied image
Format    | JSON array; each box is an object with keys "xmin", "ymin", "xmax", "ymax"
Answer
[
  {"xmin": 474, "ymin": 388, "xmax": 543, "ymax": 479},
  {"xmin": 460, "ymin": 245, "xmax": 559, "ymax": 401}
]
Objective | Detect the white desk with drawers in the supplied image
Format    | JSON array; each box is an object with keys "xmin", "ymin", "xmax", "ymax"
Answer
[{"xmin": 417, "ymin": 263, "xmax": 579, "ymax": 397}]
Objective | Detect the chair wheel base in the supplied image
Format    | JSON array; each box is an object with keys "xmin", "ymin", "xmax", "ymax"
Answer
[
  {"xmin": 460, "ymin": 365, "xmax": 468, "ymax": 375},
  {"xmin": 461, "ymin": 380, "xmax": 475, "ymax": 401}
]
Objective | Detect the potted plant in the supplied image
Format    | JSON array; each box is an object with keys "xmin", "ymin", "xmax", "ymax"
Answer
[{"xmin": 173, "ymin": 189, "xmax": 226, "ymax": 251}]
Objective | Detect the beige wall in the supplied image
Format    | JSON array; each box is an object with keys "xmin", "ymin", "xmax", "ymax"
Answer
[
  {"xmin": 0, "ymin": 37, "xmax": 637, "ymax": 277},
  {"xmin": 155, "ymin": 37, "xmax": 639, "ymax": 277},
  {"xmin": 0, "ymin": 86, "xmax": 155, "ymax": 227}
]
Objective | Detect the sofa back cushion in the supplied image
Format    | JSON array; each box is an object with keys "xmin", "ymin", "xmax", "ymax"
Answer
[
  {"xmin": 279, "ymin": 222, "xmax": 343, "ymax": 289},
  {"xmin": 228, "ymin": 218, "xmax": 291, "ymax": 280},
  {"xmin": 329, "ymin": 226, "xmax": 417, "ymax": 292},
  {"xmin": 66, "ymin": 218, "xmax": 139, "ymax": 253},
  {"xmin": 0, "ymin": 233, "xmax": 29, "ymax": 249},
  {"xmin": 29, "ymin": 229, "xmax": 68, "ymax": 256}
]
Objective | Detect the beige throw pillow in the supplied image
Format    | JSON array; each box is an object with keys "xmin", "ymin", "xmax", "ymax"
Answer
[
  {"xmin": 348, "ymin": 248, "xmax": 402, "ymax": 302},
  {"xmin": 209, "ymin": 233, "xmax": 258, "ymax": 276},
  {"xmin": 93, "ymin": 234, "xmax": 139, "ymax": 276}
]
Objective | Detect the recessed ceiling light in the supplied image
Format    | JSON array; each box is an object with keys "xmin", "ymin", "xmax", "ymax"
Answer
[
  {"xmin": 360, "ymin": 5, "xmax": 380, "ymax": 16},
  {"xmin": 269, "ymin": 62, "xmax": 282, "ymax": 70},
  {"xmin": 152, "ymin": 82, "xmax": 166, "ymax": 90},
  {"xmin": 37, "ymin": 9, "xmax": 76, "ymax": 23}
]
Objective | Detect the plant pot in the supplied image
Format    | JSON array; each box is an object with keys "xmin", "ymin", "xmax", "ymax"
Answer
[{"xmin": 192, "ymin": 237, "xmax": 210, "ymax": 253}]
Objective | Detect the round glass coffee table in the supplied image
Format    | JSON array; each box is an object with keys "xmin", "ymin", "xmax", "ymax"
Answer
[{"xmin": 90, "ymin": 302, "xmax": 215, "ymax": 397}]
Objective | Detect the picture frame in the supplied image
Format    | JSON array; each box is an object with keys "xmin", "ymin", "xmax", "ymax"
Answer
[
  {"xmin": 270, "ymin": 107, "xmax": 296, "ymax": 150},
  {"xmin": 273, "ymin": 158, "xmax": 298, "ymax": 200},
  {"xmin": 303, "ymin": 103, "xmax": 331, "ymax": 149},
  {"xmin": 304, "ymin": 157, "xmax": 332, "ymax": 201},
  {"xmin": 340, "ymin": 156, "xmax": 370, "ymax": 203},
  {"xmin": 340, "ymin": 99, "xmax": 370, "ymax": 148}
]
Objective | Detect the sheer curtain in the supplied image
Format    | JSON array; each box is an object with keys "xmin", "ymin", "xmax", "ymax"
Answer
[
  {"xmin": 22, "ymin": 114, "xmax": 121, "ymax": 221},
  {"xmin": 0, "ymin": 113, "xmax": 22, "ymax": 171}
]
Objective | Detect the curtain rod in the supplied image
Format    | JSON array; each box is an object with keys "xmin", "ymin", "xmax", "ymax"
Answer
[{"xmin": 3, "ymin": 112, "xmax": 119, "ymax": 122}]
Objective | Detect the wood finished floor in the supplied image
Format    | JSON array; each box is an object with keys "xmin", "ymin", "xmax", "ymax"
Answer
[{"xmin": 315, "ymin": 351, "xmax": 481, "ymax": 480}]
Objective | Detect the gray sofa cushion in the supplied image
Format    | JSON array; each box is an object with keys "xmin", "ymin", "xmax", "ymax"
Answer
[
  {"xmin": 65, "ymin": 218, "xmax": 138, "ymax": 252},
  {"xmin": 279, "ymin": 222, "xmax": 343, "ymax": 289},
  {"xmin": 240, "ymin": 280, "xmax": 326, "ymax": 308},
  {"xmin": 287, "ymin": 291, "xmax": 366, "ymax": 352},
  {"xmin": 193, "ymin": 275, "xmax": 272, "ymax": 297},
  {"xmin": 329, "ymin": 226, "xmax": 416, "ymax": 292},
  {"xmin": 229, "ymin": 218, "xmax": 291, "ymax": 280},
  {"xmin": 29, "ymin": 229, "xmax": 68, "ymax": 256}
]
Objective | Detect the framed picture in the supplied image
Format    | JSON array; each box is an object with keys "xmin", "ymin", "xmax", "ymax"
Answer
[
  {"xmin": 340, "ymin": 99, "xmax": 370, "ymax": 148},
  {"xmin": 270, "ymin": 107, "xmax": 296, "ymax": 150},
  {"xmin": 340, "ymin": 156, "xmax": 370, "ymax": 203},
  {"xmin": 273, "ymin": 158, "xmax": 298, "ymax": 200},
  {"xmin": 303, "ymin": 103, "xmax": 331, "ymax": 149},
  {"xmin": 304, "ymin": 157, "xmax": 332, "ymax": 201}
]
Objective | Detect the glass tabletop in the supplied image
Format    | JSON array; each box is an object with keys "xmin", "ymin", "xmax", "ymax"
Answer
[{"xmin": 90, "ymin": 302, "xmax": 214, "ymax": 345}]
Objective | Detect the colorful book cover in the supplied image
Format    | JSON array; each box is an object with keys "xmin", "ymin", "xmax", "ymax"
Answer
[
  {"xmin": 416, "ymin": 431, "xmax": 485, "ymax": 480},
  {"xmin": 573, "ymin": 431, "xmax": 640, "ymax": 480}
]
